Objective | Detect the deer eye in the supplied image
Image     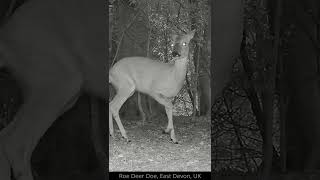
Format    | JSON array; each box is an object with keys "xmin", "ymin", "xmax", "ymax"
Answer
[
  {"xmin": 182, "ymin": 42, "xmax": 187, "ymax": 46},
  {"xmin": 171, "ymin": 43, "xmax": 174, "ymax": 47}
]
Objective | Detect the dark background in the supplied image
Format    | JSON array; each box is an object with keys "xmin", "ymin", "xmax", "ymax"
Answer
[{"xmin": 0, "ymin": 0, "xmax": 107, "ymax": 179}]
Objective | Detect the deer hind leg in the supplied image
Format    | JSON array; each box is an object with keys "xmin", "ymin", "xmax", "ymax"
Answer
[
  {"xmin": 147, "ymin": 97, "xmax": 153, "ymax": 119},
  {"xmin": 109, "ymin": 104, "xmax": 114, "ymax": 137},
  {"xmin": 137, "ymin": 92, "xmax": 146, "ymax": 125},
  {"xmin": 151, "ymin": 94, "xmax": 177, "ymax": 144},
  {"xmin": 109, "ymin": 86, "xmax": 135, "ymax": 142},
  {"xmin": 0, "ymin": 81, "xmax": 81, "ymax": 180}
]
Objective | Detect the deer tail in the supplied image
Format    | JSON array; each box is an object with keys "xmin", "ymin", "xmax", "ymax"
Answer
[{"xmin": 108, "ymin": 73, "xmax": 113, "ymax": 84}]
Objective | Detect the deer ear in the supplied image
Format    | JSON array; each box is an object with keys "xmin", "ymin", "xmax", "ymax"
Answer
[{"xmin": 171, "ymin": 34, "xmax": 178, "ymax": 41}]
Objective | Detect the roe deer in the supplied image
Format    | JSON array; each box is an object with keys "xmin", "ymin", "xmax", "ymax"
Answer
[
  {"xmin": 109, "ymin": 30, "xmax": 195, "ymax": 144},
  {"xmin": 0, "ymin": 0, "xmax": 105, "ymax": 180}
]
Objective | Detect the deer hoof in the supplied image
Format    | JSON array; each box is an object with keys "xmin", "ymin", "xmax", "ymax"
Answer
[
  {"xmin": 171, "ymin": 139, "xmax": 179, "ymax": 144},
  {"xmin": 121, "ymin": 136, "xmax": 131, "ymax": 143}
]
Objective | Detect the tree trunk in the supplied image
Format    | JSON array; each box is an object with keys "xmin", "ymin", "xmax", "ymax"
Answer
[
  {"xmin": 283, "ymin": 0, "xmax": 320, "ymax": 171},
  {"xmin": 199, "ymin": 74, "xmax": 211, "ymax": 116}
]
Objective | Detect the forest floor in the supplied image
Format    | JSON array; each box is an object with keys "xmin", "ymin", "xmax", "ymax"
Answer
[{"xmin": 109, "ymin": 114, "xmax": 211, "ymax": 171}]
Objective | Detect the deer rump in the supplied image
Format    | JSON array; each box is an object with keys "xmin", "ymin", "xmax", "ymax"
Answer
[{"xmin": 0, "ymin": 0, "xmax": 106, "ymax": 180}]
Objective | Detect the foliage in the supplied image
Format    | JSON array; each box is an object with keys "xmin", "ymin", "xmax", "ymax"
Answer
[{"xmin": 212, "ymin": 0, "xmax": 281, "ymax": 173}]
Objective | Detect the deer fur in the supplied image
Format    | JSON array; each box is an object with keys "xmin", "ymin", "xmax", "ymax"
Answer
[{"xmin": 109, "ymin": 30, "xmax": 195, "ymax": 143}]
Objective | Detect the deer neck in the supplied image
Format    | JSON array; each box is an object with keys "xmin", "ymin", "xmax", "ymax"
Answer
[{"xmin": 173, "ymin": 56, "xmax": 188, "ymax": 82}]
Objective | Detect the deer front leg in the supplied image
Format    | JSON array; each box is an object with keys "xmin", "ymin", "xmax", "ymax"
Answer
[
  {"xmin": 151, "ymin": 94, "xmax": 178, "ymax": 143},
  {"xmin": 137, "ymin": 92, "xmax": 146, "ymax": 125},
  {"xmin": 164, "ymin": 105, "xmax": 178, "ymax": 144}
]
